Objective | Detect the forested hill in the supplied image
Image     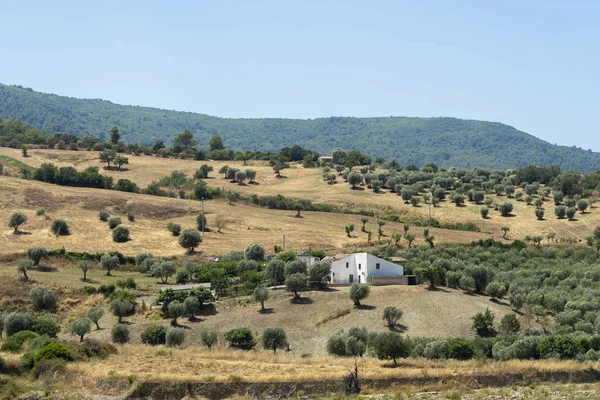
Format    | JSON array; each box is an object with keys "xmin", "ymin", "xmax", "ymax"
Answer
[{"xmin": 1, "ymin": 83, "xmax": 599, "ymax": 172}]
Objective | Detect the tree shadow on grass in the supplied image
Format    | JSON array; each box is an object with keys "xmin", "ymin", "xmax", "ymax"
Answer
[
  {"xmin": 491, "ymin": 298, "xmax": 511, "ymax": 307},
  {"xmin": 198, "ymin": 304, "xmax": 217, "ymax": 316},
  {"xmin": 350, "ymin": 186, "xmax": 365, "ymax": 191},
  {"xmin": 259, "ymin": 308, "xmax": 275, "ymax": 314},
  {"xmin": 14, "ymin": 230, "xmax": 32, "ymax": 235},
  {"xmin": 291, "ymin": 297, "xmax": 313, "ymax": 305},
  {"xmin": 355, "ymin": 304, "xmax": 376, "ymax": 311},
  {"xmin": 389, "ymin": 324, "xmax": 408, "ymax": 333},
  {"xmin": 426, "ymin": 286, "xmax": 450, "ymax": 293},
  {"xmin": 249, "ymin": 181, "xmax": 260, "ymax": 185}
]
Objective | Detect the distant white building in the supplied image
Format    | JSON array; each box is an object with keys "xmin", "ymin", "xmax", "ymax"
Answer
[
  {"xmin": 330, "ymin": 253, "xmax": 405, "ymax": 285},
  {"xmin": 297, "ymin": 250, "xmax": 319, "ymax": 267}
]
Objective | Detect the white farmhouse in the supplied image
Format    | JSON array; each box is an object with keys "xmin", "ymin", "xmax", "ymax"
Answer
[
  {"xmin": 297, "ymin": 250, "xmax": 319, "ymax": 267},
  {"xmin": 330, "ymin": 253, "xmax": 405, "ymax": 285}
]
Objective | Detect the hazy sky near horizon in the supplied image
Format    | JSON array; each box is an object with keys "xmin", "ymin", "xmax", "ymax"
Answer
[{"xmin": 1, "ymin": 1, "xmax": 599, "ymax": 150}]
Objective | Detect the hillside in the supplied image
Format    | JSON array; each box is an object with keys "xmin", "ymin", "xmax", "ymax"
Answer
[{"xmin": 2, "ymin": 83, "xmax": 600, "ymax": 172}]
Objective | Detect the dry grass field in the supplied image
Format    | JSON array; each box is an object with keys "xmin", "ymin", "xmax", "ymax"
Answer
[
  {"xmin": 0, "ymin": 175, "xmax": 491, "ymax": 258},
  {"xmin": 1, "ymin": 146, "xmax": 598, "ymax": 245}
]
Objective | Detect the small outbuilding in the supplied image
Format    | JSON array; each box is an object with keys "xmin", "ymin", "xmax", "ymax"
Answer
[{"xmin": 330, "ymin": 253, "xmax": 405, "ymax": 285}]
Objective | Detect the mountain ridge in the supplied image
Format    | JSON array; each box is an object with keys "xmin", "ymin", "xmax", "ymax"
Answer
[{"xmin": 1, "ymin": 83, "xmax": 599, "ymax": 172}]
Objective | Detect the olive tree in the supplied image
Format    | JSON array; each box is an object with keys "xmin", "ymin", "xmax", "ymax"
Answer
[
  {"xmin": 78, "ymin": 260, "xmax": 94, "ymax": 281},
  {"xmin": 348, "ymin": 172, "xmax": 363, "ymax": 189},
  {"xmin": 112, "ymin": 225, "xmax": 130, "ymax": 242},
  {"xmin": 184, "ymin": 296, "xmax": 201, "ymax": 320},
  {"xmin": 51, "ymin": 219, "xmax": 70, "ymax": 236},
  {"xmin": 349, "ymin": 283, "xmax": 370, "ymax": 306},
  {"xmin": 29, "ymin": 286, "xmax": 57, "ymax": 310},
  {"xmin": 200, "ymin": 328, "xmax": 218, "ymax": 349},
  {"xmin": 168, "ymin": 300, "xmax": 186, "ymax": 325},
  {"xmin": 253, "ymin": 286, "xmax": 269, "ymax": 311},
  {"xmin": 71, "ymin": 318, "xmax": 92, "ymax": 341},
  {"xmin": 8, "ymin": 211, "xmax": 27, "ymax": 233},
  {"xmin": 87, "ymin": 306, "xmax": 104, "ymax": 330},
  {"xmin": 308, "ymin": 262, "xmax": 331, "ymax": 286},
  {"xmin": 109, "ymin": 298, "xmax": 135, "ymax": 323},
  {"xmin": 262, "ymin": 327, "xmax": 288, "ymax": 353},
  {"xmin": 383, "ymin": 306, "xmax": 402, "ymax": 327},
  {"xmin": 17, "ymin": 260, "xmax": 33, "ymax": 281},
  {"xmin": 266, "ymin": 259, "xmax": 285, "ymax": 284},
  {"xmin": 285, "ymin": 273, "xmax": 307, "ymax": 299},
  {"xmin": 27, "ymin": 247, "xmax": 48, "ymax": 266},
  {"xmin": 178, "ymin": 229, "xmax": 202, "ymax": 252},
  {"xmin": 100, "ymin": 254, "xmax": 119, "ymax": 276}
]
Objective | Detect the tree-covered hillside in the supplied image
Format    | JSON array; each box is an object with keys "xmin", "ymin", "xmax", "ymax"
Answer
[{"xmin": 1, "ymin": 83, "xmax": 599, "ymax": 172}]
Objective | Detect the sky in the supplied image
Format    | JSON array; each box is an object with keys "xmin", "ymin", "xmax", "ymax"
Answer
[{"xmin": 1, "ymin": 0, "xmax": 599, "ymax": 150}]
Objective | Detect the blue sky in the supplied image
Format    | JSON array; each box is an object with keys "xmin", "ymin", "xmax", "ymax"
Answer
[{"xmin": 1, "ymin": 1, "xmax": 599, "ymax": 150}]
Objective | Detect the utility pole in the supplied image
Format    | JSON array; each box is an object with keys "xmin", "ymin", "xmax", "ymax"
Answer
[
  {"xmin": 282, "ymin": 235, "xmax": 286, "ymax": 251},
  {"xmin": 428, "ymin": 197, "xmax": 432, "ymax": 227},
  {"xmin": 201, "ymin": 197, "xmax": 205, "ymax": 235}
]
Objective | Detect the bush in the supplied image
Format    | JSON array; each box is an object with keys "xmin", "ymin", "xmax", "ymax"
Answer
[
  {"xmin": 141, "ymin": 325, "xmax": 167, "ymax": 346},
  {"xmin": 29, "ymin": 286, "xmax": 58, "ymax": 310},
  {"xmin": 112, "ymin": 225, "xmax": 130, "ymax": 242},
  {"xmin": 423, "ymin": 339, "xmax": 450, "ymax": 359},
  {"xmin": 108, "ymin": 217, "xmax": 122, "ymax": 230},
  {"xmin": 486, "ymin": 282, "xmax": 507, "ymax": 300},
  {"xmin": 4, "ymin": 311, "xmax": 34, "ymax": 336},
  {"xmin": 99, "ymin": 211, "xmax": 110, "ymax": 221},
  {"xmin": 472, "ymin": 308, "xmax": 496, "ymax": 338},
  {"xmin": 33, "ymin": 358, "xmax": 67, "ymax": 379},
  {"xmin": 168, "ymin": 222, "xmax": 182, "ymax": 236},
  {"xmin": 1, "ymin": 330, "xmax": 38, "ymax": 353},
  {"xmin": 448, "ymin": 338, "xmax": 475, "ymax": 360},
  {"xmin": 245, "ymin": 243, "xmax": 266, "ymax": 261},
  {"xmin": 98, "ymin": 284, "xmax": 115, "ymax": 296},
  {"xmin": 166, "ymin": 327, "xmax": 186, "ymax": 347},
  {"xmin": 499, "ymin": 202, "xmax": 513, "ymax": 216},
  {"xmin": 349, "ymin": 283, "xmax": 370, "ymax": 306},
  {"xmin": 32, "ymin": 315, "xmax": 61, "ymax": 338},
  {"xmin": 51, "ymin": 218, "xmax": 70, "ymax": 236},
  {"xmin": 77, "ymin": 338, "xmax": 116, "ymax": 359},
  {"xmin": 224, "ymin": 328, "xmax": 255, "ymax": 350},
  {"xmin": 111, "ymin": 324, "xmax": 130, "ymax": 344},
  {"xmin": 127, "ymin": 212, "xmax": 135, "ymax": 222},
  {"xmin": 499, "ymin": 314, "xmax": 521, "ymax": 336},
  {"xmin": 266, "ymin": 259, "xmax": 285, "ymax": 284},
  {"xmin": 116, "ymin": 277, "xmax": 137, "ymax": 289},
  {"xmin": 135, "ymin": 252, "xmax": 153, "ymax": 266},
  {"xmin": 168, "ymin": 300, "xmax": 186, "ymax": 325},
  {"xmin": 539, "ymin": 336, "xmax": 583, "ymax": 359},
  {"xmin": 33, "ymin": 342, "xmax": 75, "ymax": 366}
]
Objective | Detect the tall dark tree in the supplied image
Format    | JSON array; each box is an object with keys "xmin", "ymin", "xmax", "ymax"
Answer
[
  {"xmin": 109, "ymin": 126, "xmax": 120, "ymax": 144},
  {"xmin": 209, "ymin": 135, "xmax": 224, "ymax": 152}
]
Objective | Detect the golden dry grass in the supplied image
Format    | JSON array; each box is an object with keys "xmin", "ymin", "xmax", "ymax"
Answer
[
  {"xmin": 1, "ymin": 146, "xmax": 598, "ymax": 245},
  {"xmin": 0, "ymin": 175, "xmax": 491, "ymax": 258},
  {"xmin": 66, "ymin": 344, "xmax": 597, "ymax": 384}
]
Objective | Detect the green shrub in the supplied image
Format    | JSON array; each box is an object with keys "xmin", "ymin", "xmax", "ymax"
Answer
[
  {"xmin": 112, "ymin": 225, "xmax": 130, "ymax": 242},
  {"xmin": 108, "ymin": 217, "xmax": 122, "ymax": 230},
  {"xmin": 29, "ymin": 286, "xmax": 58, "ymax": 310},
  {"xmin": 36, "ymin": 208, "xmax": 46, "ymax": 216},
  {"xmin": 32, "ymin": 315, "xmax": 61, "ymax": 338},
  {"xmin": 1, "ymin": 330, "xmax": 38, "ymax": 352},
  {"xmin": 166, "ymin": 327, "xmax": 186, "ymax": 347},
  {"xmin": 51, "ymin": 218, "xmax": 70, "ymax": 236},
  {"xmin": 33, "ymin": 342, "xmax": 75, "ymax": 366},
  {"xmin": 382, "ymin": 306, "xmax": 402, "ymax": 327},
  {"xmin": 71, "ymin": 318, "xmax": 92, "ymax": 341},
  {"xmin": 33, "ymin": 358, "xmax": 67, "ymax": 379},
  {"xmin": 472, "ymin": 308, "xmax": 496, "ymax": 338},
  {"xmin": 141, "ymin": 325, "xmax": 167, "ymax": 346},
  {"xmin": 116, "ymin": 277, "xmax": 137, "ymax": 289},
  {"xmin": 111, "ymin": 324, "xmax": 130, "ymax": 344},
  {"xmin": 127, "ymin": 212, "xmax": 135, "ymax": 222},
  {"xmin": 539, "ymin": 336, "xmax": 583, "ymax": 359},
  {"xmin": 224, "ymin": 328, "xmax": 255, "ymax": 350},
  {"xmin": 98, "ymin": 284, "xmax": 115, "ymax": 296},
  {"xmin": 423, "ymin": 339, "xmax": 450, "ymax": 359},
  {"xmin": 76, "ymin": 338, "xmax": 116, "ymax": 359},
  {"xmin": 168, "ymin": 222, "xmax": 181, "ymax": 236},
  {"xmin": 4, "ymin": 311, "xmax": 34, "ymax": 336},
  {"xmin": 99, "ymin": 211, "xmax": 110, "ymax": 222},
  {"xmin": 349, "ymin": 283, "xmax": 370, "ymax": 306},
  {"xmin": 448, "ymin": 338, "xmax": 475, "ymax": 360}
]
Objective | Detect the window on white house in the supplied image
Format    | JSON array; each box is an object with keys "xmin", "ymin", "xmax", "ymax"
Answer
[
  {"xmin": 358, "ymin": 263, "xmax": 361, "ymax": 269},
  {"xmin": 346, "ymin": 262, "xmax": 349, "ymax": 268},
  {"xmin": 376, "ymin": 263, "xmax": 380, "ymax": 269}
]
